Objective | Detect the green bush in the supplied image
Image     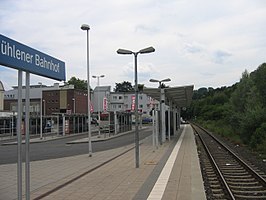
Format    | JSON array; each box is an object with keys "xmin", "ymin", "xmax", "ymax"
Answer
[{"xmin": 250, "ymin": 122, "xmax": 266, "ymax": 149}]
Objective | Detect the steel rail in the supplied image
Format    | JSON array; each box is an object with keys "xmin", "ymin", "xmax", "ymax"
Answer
[
  {"xmin": 192, "ymin": 125, "xmax": 235, "ymax": 200},
  {"xmin": 194, "ymin": 123, "xmax": 266, "ymax": 186}
]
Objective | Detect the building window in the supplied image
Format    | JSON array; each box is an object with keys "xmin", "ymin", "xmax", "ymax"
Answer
[
  {"xmin": 139, "ymin": 104, "xmax": 143, "ymax": 108},
  {"xmin": 119, "ymin": 96, "xmax": 123, "ymax": 100},
  {"xmin": 113, "ymin": 96, "xmax": 117, "ymax": 100},
  {"xmin": 112, "ymin": 105, "xmax": 116, "ymax": 109}
]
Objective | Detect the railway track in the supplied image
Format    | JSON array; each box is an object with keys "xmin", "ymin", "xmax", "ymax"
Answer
[{"xmin": 192, "ymin": 124, "xmax": 266, "ymax": 200}]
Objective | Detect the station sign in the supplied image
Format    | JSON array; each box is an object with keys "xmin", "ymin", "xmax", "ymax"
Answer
[{"xmin": 0, "ymin": 34, "xmax": 65, "ymax": 81}]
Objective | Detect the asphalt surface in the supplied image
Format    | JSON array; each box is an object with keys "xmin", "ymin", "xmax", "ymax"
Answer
[{"xmin": 0, "ymin": 127, "xmax": 152, "ymax": 165}]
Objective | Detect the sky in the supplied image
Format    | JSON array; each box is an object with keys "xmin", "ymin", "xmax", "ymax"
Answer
[{"xmin": 0, "ymin": 0, "xmax": 266, "ymax": 91}]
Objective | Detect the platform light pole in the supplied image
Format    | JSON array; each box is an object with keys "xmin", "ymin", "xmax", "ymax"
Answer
[
  {"xmin": 72, "ymin": 98, "xmax": 76, "ymax": 114},
  {"xmin": 38, "ymin": 82, "xmax": 43, "ymax": 139},
  {"xmin": 92, "ymin": 75, "xmax": 105, "ymax": 137},
  {"xmin": 81, "ymin": 24, "xmax": 92, "ymax": 157},
  {"xmin": 43, "ymin": 99, "xmax": 46, "ymax": 138},
  {"xmin": 149, "ymin": 78, "xmax": 171, "ymax": 145},
  {"xmin": 43, "ymin": 99, "xmax": 46, "ymax": 116},
  {"xmin": 117, "ymin": 46, "xmax": 155, "ymax": 168}
]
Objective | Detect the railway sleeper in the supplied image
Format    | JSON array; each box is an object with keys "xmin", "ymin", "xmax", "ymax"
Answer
[
  {"xmin": 218, "ymin": 160, "xmax": 239, "ymax": 164},
  {"xmin": 209, "ymin": 180, "xmax": 220, "ymax": 184},
  {"xmin": 208, "ymin": 177, "xmax": 218, "ymax": 181},
  {"xmin": 230, "ymin": 185, "xmax": 263, "ymax": 189},
  {"xmin": 232, "ymin": 190, "xmax": 266, "ymax": 199},
  {"xmin": 220, "ymin": 168, "xmax": 246, "ymax": 172},
  {"xmin": 224, "ymin": 174, "xmax": 252, "ymax": 178},
  {"xmin": 232, "ymin": 189, "xmax": 266, "ymax": 195},
  {"xmin": 205, "ymin": 169, "xmax": 215, "ymax": 173},
  {"xmin": 209, "ymin": 184, "xmax": 223, "ymax": 189},
  {"xmin": 206, "ymin": 173, "xmax": 218, "ymax": 177},
  {"xmin": 212, "ymin": 193, "xmax": 226, "ymax": 198},
  {"xmin": 220, "ymin": 167, "xmax": 244, "ymax": 171},
  {"xmin": 226, "ymin": 177, "xmax": 255, "ymax": 182},
  {"xmin": 212, "ymin": 188, "xmax": 223, "ymax": 193},
  {"xmin": 234, "ymin": 194, "xmax": 266, "ymax": 199},
  {"xmin": 204, "ymin": 164, "xmax": 213, "ymax": 168},
  {"xmin": 223, "ymin": 171, "xmax": 248, "ymax": 176},
  {"xmin": 227, "ymin": 181, "xmax": 259, "ymax": 185},
  {"xmin": 257, "ymin": 172, "xmax": 266, "ymax": 176}
]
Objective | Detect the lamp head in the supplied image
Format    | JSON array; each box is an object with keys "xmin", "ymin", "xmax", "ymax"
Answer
[
  {"xmin": 81, "ymin": 24, "xmax": 90, "ymax": 31},
  {"xmin": 161, "ymin": 78, "xmax": 171, "ymax": 82},
  {"xmin": 139, "ymin": 46, "xmax": 155, "ymax": 54},
  {"xmin": 117, "ymin": 49, "xmax": 133, "ymax": 55},
  {"xmin": 149, "ymin": 79, "xmax": 159, "ymax": 83}
]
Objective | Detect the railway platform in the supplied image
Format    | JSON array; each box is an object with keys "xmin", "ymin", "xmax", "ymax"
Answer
[{"xmin": 0, "ymin": 124, "xmax": 206, "ymax": 200}]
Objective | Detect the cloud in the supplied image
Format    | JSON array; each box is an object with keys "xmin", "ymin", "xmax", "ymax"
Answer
[
  {"xmin": 212, "ymin": 50, "xmax": 232, "ymax": 64},
  {"xmin": 1, "ymin": 0, "xmax": 266, "ymax": 91},
  {"xmin": 122, "ymin": 62, "xmax": 157, "ymax": 84},
  {"xmin": 183, "ymin": 42, "xmax": 204, "ymax": 54},
  {"xmin": 135, "ymin": 24, "xmax": 159, "ymax": 35}
]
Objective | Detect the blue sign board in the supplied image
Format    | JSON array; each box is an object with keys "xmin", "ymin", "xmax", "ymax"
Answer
[{"xmin": 0, "ymin": 34, "xmax": 65, "ymax": 81}]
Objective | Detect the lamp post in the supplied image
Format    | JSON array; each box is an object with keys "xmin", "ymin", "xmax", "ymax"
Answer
[
  {"xmin": 72, "ymin": 98, "xmax": 76, "ymax": 134},
  {"xmin": 43, "ymin": 99, "xmax": 46, "ymax": 116},
  {"xmin": 38, "ymin": 82, "xmax": 43, "ymax": 139},
  {"xmin": 117, "ymin": 46, "xmax": 155, "ymax": 168},
  {"xmin": 149, "ymin": 78, "xmax": 171, "ymax": 145},
  {"xmin": 43, "ymin": 99, "xmax": 46, "ymax": 138},
  {"xmin": 92, "ymin": 75, "xmax": 105, "ymax": 137},
  {"xmin": 72, "ymin": 98, "xmax": 76, "ymax": 114},
  {"xmin": 81, "ymin": 24, "xmax": 92, "ymax": 157}
]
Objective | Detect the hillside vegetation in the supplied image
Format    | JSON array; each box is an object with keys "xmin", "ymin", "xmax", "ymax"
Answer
[{"xmin": 183, "ymin": 63, "xmax": 266, "ymax": 157}]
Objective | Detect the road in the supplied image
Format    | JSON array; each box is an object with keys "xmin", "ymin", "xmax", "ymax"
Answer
[{"xmin": 0, "ymin": 127, "xmax": 153, "ymax": 165}]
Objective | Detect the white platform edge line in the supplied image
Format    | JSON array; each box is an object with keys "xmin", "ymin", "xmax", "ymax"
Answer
[{"xmin": 147, "ymin": 125, "xmax": 187, "ymax": 200}]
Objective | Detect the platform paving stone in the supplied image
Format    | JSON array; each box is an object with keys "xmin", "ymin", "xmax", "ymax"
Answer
[
  {"xmin": 34, "ymin": 137, "xmax": 171, "ymax": 200},
  {"xmin": 0, "ymin": 125, "xmax": 206, "ymax": 200}
]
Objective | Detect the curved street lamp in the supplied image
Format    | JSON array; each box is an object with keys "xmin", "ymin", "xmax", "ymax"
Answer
[{"xmin": 117, "ymin": 46, "xmax": 155, "ymax": 168}]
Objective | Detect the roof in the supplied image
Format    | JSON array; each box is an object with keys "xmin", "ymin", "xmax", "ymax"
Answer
[
  {"xmin": 0, "ymin": 81, "xmax": 4, "ymax": 91},
  {"xmin": 143, "ymin": 85, "xmax": 194, "ymax": 108},
  {"xmin": 94, "ymin": 86, "xmax": 111, "ymax": 92}
]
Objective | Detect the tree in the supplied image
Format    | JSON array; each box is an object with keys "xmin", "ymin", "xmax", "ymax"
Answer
[
  {"xmin": 251, "ymin": 63, "xmax": 266, "ymax": 106},
  {"xmin": 114, "ymin": 81, "xmax": 134, "ymax": 92},
  {"xmin": 184, "ymin": 63, "xmax": 266, "ymax": 155},
  {"xmin": 67, "ymin": 77, "xmax": 87, "ymax": 90}
]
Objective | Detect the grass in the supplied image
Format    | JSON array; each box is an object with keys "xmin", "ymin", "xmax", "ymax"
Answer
[{"xmin": 195, "ymin": 119, "xmax": 266, "ymax": 159}]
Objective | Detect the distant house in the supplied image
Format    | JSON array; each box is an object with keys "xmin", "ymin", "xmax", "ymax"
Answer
[
  {"xmin": 3, "ymin": 83, "xmax": 89, "ymax": 116},
  {"xmin": 92, "ymin": 86, "xmax": 158, "ymax": 114}
]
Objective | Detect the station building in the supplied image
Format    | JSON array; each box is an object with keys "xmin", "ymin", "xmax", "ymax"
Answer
[
  {"xmin": 1, "ymin": 83, "xmax": 156, "ymax": 135},
  {"xmin": 2, "ymin": 83, "xmax": 155, "ymax": 116},
  {"xmin": 1, "ymin": 81, "xmax": 193, "ymax": 141}
]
